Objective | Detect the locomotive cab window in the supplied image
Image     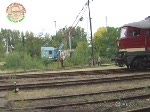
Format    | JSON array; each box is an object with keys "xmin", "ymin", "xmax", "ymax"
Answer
[
  {"xmin": 129, "ymin": 29, "xmax": 140, "ymax": 37},
  {"xmin": 147, "ymin": 30, "xmax": 150, "ymax": 37},
  {"xmin": 120, "ymin": 27, "xmax": 127, "ymax": 39}
]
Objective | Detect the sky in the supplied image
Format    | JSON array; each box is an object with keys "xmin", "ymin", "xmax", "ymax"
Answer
[{"xmin": 0, "ymin": 0, "xmax": 149, "ymax": 37}]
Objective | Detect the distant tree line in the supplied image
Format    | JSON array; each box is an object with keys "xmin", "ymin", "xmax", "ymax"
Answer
[{"xmin": 0, "ymin": 26, "xmax": 120, "ymax": 71}]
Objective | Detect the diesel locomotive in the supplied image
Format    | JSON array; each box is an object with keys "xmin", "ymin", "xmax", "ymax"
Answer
[{"xmin": 115, "ymin": 16, "xmax": 150, "ymax": 69}]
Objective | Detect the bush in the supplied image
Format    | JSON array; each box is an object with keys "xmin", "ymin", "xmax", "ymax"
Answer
[
  {"xmin": 4, "ymin": 52, "xmax": 46, "ymax": 70},
  {"xmin": 100, "ymin": 57, "xmax": 113, "ymax": 64},
  {"xmin": 65, "ymin": 42, "xmax": 90, "ymax": 66},
  {"xmin": 25, "ymin": 55, "xmax": 46, "ymax": 70},
  {"xmin": 5, "ymin": 52, "xmax": 22, "ymax": 70}
]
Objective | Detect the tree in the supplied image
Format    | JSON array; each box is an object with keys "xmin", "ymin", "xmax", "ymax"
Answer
[
  {"xmin": 93, "ymin": 27, "xmax": 120, "ymax": 59},
  {"xmin": 44, "ymin": 26, "xmax": 87, "ymax": 50},
  {"xmin": 0, "ymin": 31, "xmax": 5, "ymax": 58},
  {"xmin": 0, "ymin": 28, "xmax": 22, "ymax": 53},
  {"xmin": 71, "ymin": 26, "xmax": 87, "ymax": 49},
  {"xmin": 25, "ymin": 31, "xmax": 43, "ymax": 58},
  {"xmin": 66, "ymin": 42, "xmax": 90, "ymax": 66},
  {"xmin": 0, "ymin": 26, "xmax": 89, "ymax": 70}
]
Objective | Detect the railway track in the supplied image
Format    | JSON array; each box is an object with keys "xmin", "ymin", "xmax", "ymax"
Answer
[
  {"xmin": 0, "ymin": 68, "xmax": 130, "ymax": 84},
  {"xmin": 0, "ymin": 68, "xmax": 144, "ymax": 79},
  {"xmin": 0, "ymin": 73, "xmax": 150, "ymax": 91},
  {"xmin": 9, "ymin": 86, "xmax": 150, "ymax": 102},
  {"xmin": 125, "ymin": 106, "xmax": 150, "ymax": 112},
  {"xmin": 7, "ymin": 87, "xmax": 150, "ymax": 111},
  {"xmin": 0, "ymin": 68, "xmax": 150, "ymax": 112},
  {"xmin": 0, "ymin": 68, "xmax": 149, "ymax": 84}
]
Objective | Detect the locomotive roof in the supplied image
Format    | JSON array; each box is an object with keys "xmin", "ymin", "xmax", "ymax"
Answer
[{"xmin": 122, "ymin": 18, "xmax": 150, "ymax": 29}]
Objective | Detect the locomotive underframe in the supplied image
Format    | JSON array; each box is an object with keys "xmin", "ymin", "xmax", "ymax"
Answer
[{"xmin": 116, "ymin": 51, "xmax": 150, "ymax": 69}]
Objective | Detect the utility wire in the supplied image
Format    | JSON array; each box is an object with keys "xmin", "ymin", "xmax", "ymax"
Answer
[
  {"xmin": 71, "ymin": 1, "xmax": 89, "ymax": 27},
  {"xmin": 71, "ymin": 0, "xmax": 93, "ymax": 28},
  {"xmin": 71, "ymin": 6, "xmax": 86, "ymax": 27},
  {"xmin": 74, "ymin": 6, "xmax": 87, "ymax": 28}
]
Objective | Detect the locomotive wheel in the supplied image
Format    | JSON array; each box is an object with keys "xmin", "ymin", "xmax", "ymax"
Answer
[
  {"xmin": 137, "ymin": 62, "xmax": 145, "ymax": 70},
  {"xmin": 129, "ymin": 60, "xmax": 137, "ymax": 70},
  {"xmin": 129, "ymin": 64, "xmax": 136, "ymax": 70},
  {"xmin": 130, "ymin": 58, "xmax": 146, "ymax": 70},
  {"xmin": 118, "ymin": 59, "xmax": 124, "ymax": 67}
]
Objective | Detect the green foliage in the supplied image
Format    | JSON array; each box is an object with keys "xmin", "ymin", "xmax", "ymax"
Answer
[
  {"xmin": 4, "ymin": 52, "xmax": 46, "ymax": 70},
  {"xmin": 0, "ymin": 33, "xmax": 5, "ymax": 57},
  {"xmin": 99, "ymin": 56, "xmax": 113, "ymax": 64},
  {"xmin": 26, "ymin": 36, "xmax": 42, "ymax": 58},
  {"xmin": 93, "ymin": 27, "xmax": 120, "ymax": 59},
  {"xmin": 65, "ymin": 42, "xmax": 90, "ymax": 66},
  {"xmin": 0, "ymin": 26, "xmax": 120, "ymax": 70},
  {"xmin": 71, "ymin": 27, "xmax": 87, "ymax": 49},
  {"xmin": 5, "ymin": 52, "xmax": 22, "ymax": 70},
  {"xmin": 0, "ymin": 27, "xmax": 87, "ymax": 71},
  {"xmin": 51, "ymin": 26, "xmax": 87, "ymax": 49},
  {"xmin": 47, "ymin": 61, "xmax": 61, "ymax": 69},
  {"xmin": 25, "ymin": 55, "xmax": 45, "ymax": 70},
  {"xmin": 41, "ymin": 58, "xmax": 55, "ymax": 67}
]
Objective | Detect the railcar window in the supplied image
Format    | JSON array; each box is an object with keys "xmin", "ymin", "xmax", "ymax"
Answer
[
  {"xmin": 120, "ymin": 28, "xmax": 126, "ymax": 39},
  {"xmin": 147, "ymin": 30, "xmax": 150, "ymax": 36},
  {"xmin": 129, "ymin": 29, "xmax": 140, "ymax": 37},
  {"xmin": 49, "ymin": 51, "xmax": 52, "ymax": 55}
]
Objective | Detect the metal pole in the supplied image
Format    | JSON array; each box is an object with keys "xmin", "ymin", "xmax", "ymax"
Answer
[
  {"xmin": 88, "ymin": 0, "xmax": 94, "ymax": 66},
  {"xmin": 54, "ymin": 21, "xmax": 57, "ymax": 36},
  {"xmin": 105, "ymin": 16, "xmax": 108, "ymax": 32},
  {"xmin": 6, "ymin": 31, "xmax": 11, "ymax": 54},
  {"xmin": 23, "ymin": 36, "xmax": 26, "ymax": 72},
  {"xmin": 69, "ymin": 31, "xmax": 72, "ymax": 51}
]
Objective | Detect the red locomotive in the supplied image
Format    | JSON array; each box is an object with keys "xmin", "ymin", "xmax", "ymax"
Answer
[{"xmin": 115, "ymin": 16, "xmax": 150, "ymax": 69}]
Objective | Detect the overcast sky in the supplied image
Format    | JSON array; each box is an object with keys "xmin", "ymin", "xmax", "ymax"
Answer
[{"xmin": 0, "ymin": 0, "xmax": 149, "ymax": 36}]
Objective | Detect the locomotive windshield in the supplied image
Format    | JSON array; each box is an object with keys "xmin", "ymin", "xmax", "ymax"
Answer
[{"xmin": 120, "ymin": 27, "xmax": 127, "ymax": 39}]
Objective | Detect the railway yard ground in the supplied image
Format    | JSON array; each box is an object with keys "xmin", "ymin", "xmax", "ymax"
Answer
[{"xmin": 0, "ymin": 65, "xmax": 150, "ymax": 112}]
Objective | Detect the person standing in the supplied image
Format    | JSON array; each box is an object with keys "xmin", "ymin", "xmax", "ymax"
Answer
[{"xmin": 60, "ymin": 57, "xmax": 64, "ymax": 68}]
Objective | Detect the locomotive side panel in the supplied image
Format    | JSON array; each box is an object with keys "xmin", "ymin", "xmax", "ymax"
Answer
[{"xmin": 119, "ymin": 27, "xmax": 145, "ymax": 50}]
